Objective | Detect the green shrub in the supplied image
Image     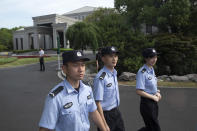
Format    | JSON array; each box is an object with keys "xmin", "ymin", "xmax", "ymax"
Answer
[
  {"xmin": 154, "ymin": 34, "xmax": 197, "ymax": 75},
  {"xmin": 51, "ymin": 48, "xmax": 73, "ymax": 52}
]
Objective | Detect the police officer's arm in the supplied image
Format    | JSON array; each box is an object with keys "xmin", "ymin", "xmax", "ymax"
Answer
[
  {"xmin": 39, "ymin": 95, "xmax": 59, "ymax": 130},
  {"xmin": 93, "ymin": 76, "xmax": 110, "ymax": 131},
  {"xmin": 96, "ymin": 101, "xmax": 110, "ymax": 131},
  {"xmin": 136, "ymin": 90, "xmax": 160, "ymax": 102},
  {"xmin": 90, "ymin": 110, "xmax": 107, "ymax": 131},
  {"xmin": 136, "ymin": 72, "xmax": 160, "ymax": 102}
]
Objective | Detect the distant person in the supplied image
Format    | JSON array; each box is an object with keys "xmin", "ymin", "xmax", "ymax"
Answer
[
  {"xmin": 93, "ymin": 46, "xmax": 125, "ymax": 131},
  {"xmin": 39, "ymin": 48, "xmax": 45, "ymax": 71},
  {"xmin": 96, "ymin": 48, "xmax": 103, "ymax": 72},
  {"xmin": 39, "ymin": 50, "xmax": 107, "ymax": 131},
  {"xmin": 136, "ymin": 48, "xmax": 162, "ymax": 131}
]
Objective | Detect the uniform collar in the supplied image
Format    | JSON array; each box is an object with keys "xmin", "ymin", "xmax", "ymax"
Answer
[
  {"xmin": 103, "ymin": 66, "xmax": 117, "ymax": 77},
  {"xmin": 63, "ymin": 79, "xmax": 85, "ymax": 94},
  {"xmin": 144, "ymin": 64, "xmax": 154, "ymax": 74}
]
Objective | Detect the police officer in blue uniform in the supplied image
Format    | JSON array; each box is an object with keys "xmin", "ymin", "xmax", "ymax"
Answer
[
  {"xmin": 93, "ymin": 46, "xmax": 125, "ymax": 131},
  {"xmin": 39, "ymin": 50, "xmax": 107, "ymax": 131},
  {"xmin": 136, "ymin": 48, "xmax": 162, "ymax": 131}
]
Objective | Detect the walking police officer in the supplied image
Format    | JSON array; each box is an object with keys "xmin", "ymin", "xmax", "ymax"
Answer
[
  {"xmin": 39, "ymin": 50, "xmax": 107, "ymax": 131},
  {"xmin": 136, "ymin": 48, "xmax": 162, "ymax": 131},
  {"xmin": 93, "ymin": 46, "xmax": 125, "ymax": 131}
]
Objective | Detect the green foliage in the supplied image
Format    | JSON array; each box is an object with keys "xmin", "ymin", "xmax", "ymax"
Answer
[
  {"xmin": 85, "ymin": 8, "xmax": 154, "ymax": 74},
  {"xmin": 0, "ymin": 28, "xmax": 13, "ymax": 50},
  {"xmin": 66, "ymin": 22, "xmax": 99, "ymax": 53},
  {"xmin": 0, "ymin": 45, "xmax": 7, "ymax": 52},
  {"xmin": 51, "ymin": 48, "xmax": 73, "ymax": 52},
  {"xmin": 0, "ymin": 27, "xmax": 24, "ymax": 51},
  {"xmin": 115, "ymin": 0, "xmax": 192, "ymax": 33},
  {"xmin": 153, "ymin": 34, "xmax": 197, "ymax": 75},
  {"xmin": 158, "ymin": 0, "xmax": 191, "ymax": 33}
]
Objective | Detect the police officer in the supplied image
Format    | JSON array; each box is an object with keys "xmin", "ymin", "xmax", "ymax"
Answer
[
  {"xmin": 39, "ymin": 50, "xmax": 107, "ymax": 131},
  {"xmin": 93, "ymin": 46, "xmax": 125, "ymax": 131},
  {"xmin": 136, "ymin": 48, "xmax": 162, "ymax": 131},
  {"xmin": 39, "ymin": 48, "xmax": 45, "ymax": 71}
]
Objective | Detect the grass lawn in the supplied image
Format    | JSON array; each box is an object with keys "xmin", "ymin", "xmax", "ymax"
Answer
[
  {"xmin": 118, "ymin": 81, "xmax": 197, "ymax": 88},
  {"xmin": 0, "ymin": 56, "xmax": 59, "ymax": 68}
]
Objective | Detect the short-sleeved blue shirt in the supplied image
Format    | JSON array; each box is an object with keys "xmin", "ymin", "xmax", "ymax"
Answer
[
  {"xmin": 39, "ymin": 79, "xmax": 97, "ymax": 131},
  {"xmin": 93, "ymin": 66, "xmax": 120, "ymax": 111},
  {"xmin": 136, "ymin": 64, "xmax": 158, "ymax": 95}
]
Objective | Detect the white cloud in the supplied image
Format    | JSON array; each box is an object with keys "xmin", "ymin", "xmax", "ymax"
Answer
[{"xmin": 0, "ymin": 0, "xmax": 114, "ymax": 28}]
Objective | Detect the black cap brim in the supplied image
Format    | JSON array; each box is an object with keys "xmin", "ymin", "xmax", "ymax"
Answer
[{"xmin": 71, "ymin": 57, "xmax": 90, "ymax": 62}]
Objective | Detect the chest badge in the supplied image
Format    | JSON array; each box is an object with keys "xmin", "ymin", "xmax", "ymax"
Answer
[
  {"xmin": 63, "ymin": 102, "xmax": 73, "ymax": 109},
  {"xmin": 87, "ymin": 94, "xmax": 91, "ymax": 100},
  {"xmin": 106, "ymin": 83, "xmax": 112, "ymax": 87},
  {"xmin": 148, "ymin": 76, "xmax": 152, "ymax": 80}
]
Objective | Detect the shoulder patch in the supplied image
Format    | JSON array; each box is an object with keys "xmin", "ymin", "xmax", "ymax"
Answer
[
  {"xmin": 99, "ymin": 72, "xmax": 106, "ymax": 80},
  {"xmin": 141, "ymin": 68, "xmax": 146, "ymax": 73},
  {"xmin": 49, "ymin": 86, "xmax": 64, "ymax": 98}
]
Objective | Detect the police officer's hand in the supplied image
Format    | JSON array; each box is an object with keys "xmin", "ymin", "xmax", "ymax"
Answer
[
  {"xmin": 153, "ymin": 95, "xmax": 160, "ymax": 102},
  {"xmin": 156, "ymin": 92, "xmax": 162, "ymax": 100},
  {"xmin": 105, "ymin": 125, "xmax": 110, "ymax": 131}
]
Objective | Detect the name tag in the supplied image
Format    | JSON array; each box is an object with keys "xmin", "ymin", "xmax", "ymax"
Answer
[
  {"xmin": 87, "ymin": 94, "xmax": 91, "ymax": 100},
  {"xmin": 106, "ymin": 83, "xmax": 112, "ymax": 87},
  {"xmin": 63, "ymin": 102, "xmax": 73, "ymax": 109},
  {"xmin": 148, "ymin": 76, "xmax": 152, "ymax": 80}
]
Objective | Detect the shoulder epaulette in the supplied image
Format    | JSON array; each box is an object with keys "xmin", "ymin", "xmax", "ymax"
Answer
[
  {"xmin": 141, "ymin": 68, "xmax": 146, "ymax": 73},
  {"xmin": 49, "ymin": 86, "xmax": 64, "ymax": 98},
  {"xmin": 99, "ymin": 72, "xmax": 106, "ymax": 80}
]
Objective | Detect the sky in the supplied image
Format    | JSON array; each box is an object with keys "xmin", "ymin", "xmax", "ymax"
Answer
[{"xmin": 0, "ymin": 0, "xmax": 114, "ymax": 29}]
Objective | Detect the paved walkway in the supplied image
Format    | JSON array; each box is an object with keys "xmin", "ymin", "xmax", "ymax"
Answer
[{"xmin": 0, "ymin": 61, "xmax": 197, "ymax": 131}]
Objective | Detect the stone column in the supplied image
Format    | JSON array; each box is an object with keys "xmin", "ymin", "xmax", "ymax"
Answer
[
  {"xmin": 63, "ymin": 28, "xmax": 66, "ymax": 48},
  {"xmin": 34, "ymin": 31, "xmax": 39, "ymax": 49},
  {"xmin": 53, "ymin": 28, "xmax": 57, "ymax": 48},
  {"xmin": 18, "ymin": 37, "xmax": 21, "ymax": 50}
]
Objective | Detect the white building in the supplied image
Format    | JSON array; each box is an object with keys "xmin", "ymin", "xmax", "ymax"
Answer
[{"xmin": 13, "ymin": 6, "xmax": 97, "ymax": 50}]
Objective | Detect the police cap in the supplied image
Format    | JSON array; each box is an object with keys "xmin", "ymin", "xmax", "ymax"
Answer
[
  {"xmin": 142, "ymin": 48, "xmax": 159, "ymax": 58},
  {"xmin": 101, "ymin": 46, "xmax": 119, "ymax": 56},
  {"xmin": 62, "ymin": 50, "xmax": 90, "ymax": 65}
]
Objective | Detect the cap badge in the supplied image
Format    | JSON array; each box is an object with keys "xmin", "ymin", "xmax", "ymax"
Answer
[
  {"xmin": 152, "ymin": 49, "xmax": 156, "ymax": 53},
  {"xmin": 77, "ymin": 52, "xmax": 82, "ymax": 57},
  {"xmin": 111, "ymin": 47, "xmax": 115, "ymax": 51}
]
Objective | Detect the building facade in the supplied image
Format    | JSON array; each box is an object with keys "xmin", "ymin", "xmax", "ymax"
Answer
[{"xmin": 13, "ymin": 6, "xmax": 97, "ymax": 50}]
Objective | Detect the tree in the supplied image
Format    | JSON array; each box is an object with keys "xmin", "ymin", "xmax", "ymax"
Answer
[
  {"xmin": 115, "ymin": 0, "xmax": 191, "ymax": 33},
  {"xmin": 0, "ymin": 28, "xmax": 13, "ymax": 50},
  {"xmin": 0, "ymin": 26, "xmax": 23, "ymax": 51},
  {"xmin": 85, "ymin": 8, "xmax": 132, "ymax": 48},
  {"xmin": 158, "ymin": 0, "xmax": 191, "ymax": 33},
  {"xmin": 66, "ymin": 22, "xmax": 99, "ymax": 53},
  {"xmin": 85, "ymin": 8, "xmax": 152, "ymax": 73}
]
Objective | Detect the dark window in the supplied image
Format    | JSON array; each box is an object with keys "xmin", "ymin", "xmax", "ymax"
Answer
[
  {"xmin": 20, "ymin": 38, "xmax": 23, "ymax": 50},
  {"xmin": 31, "ymin": 37, "xmax": 34, "ymax": 49},
  {"xmin": 15, "ymin": 38, "xmax": 18, "ymax": 50}
]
